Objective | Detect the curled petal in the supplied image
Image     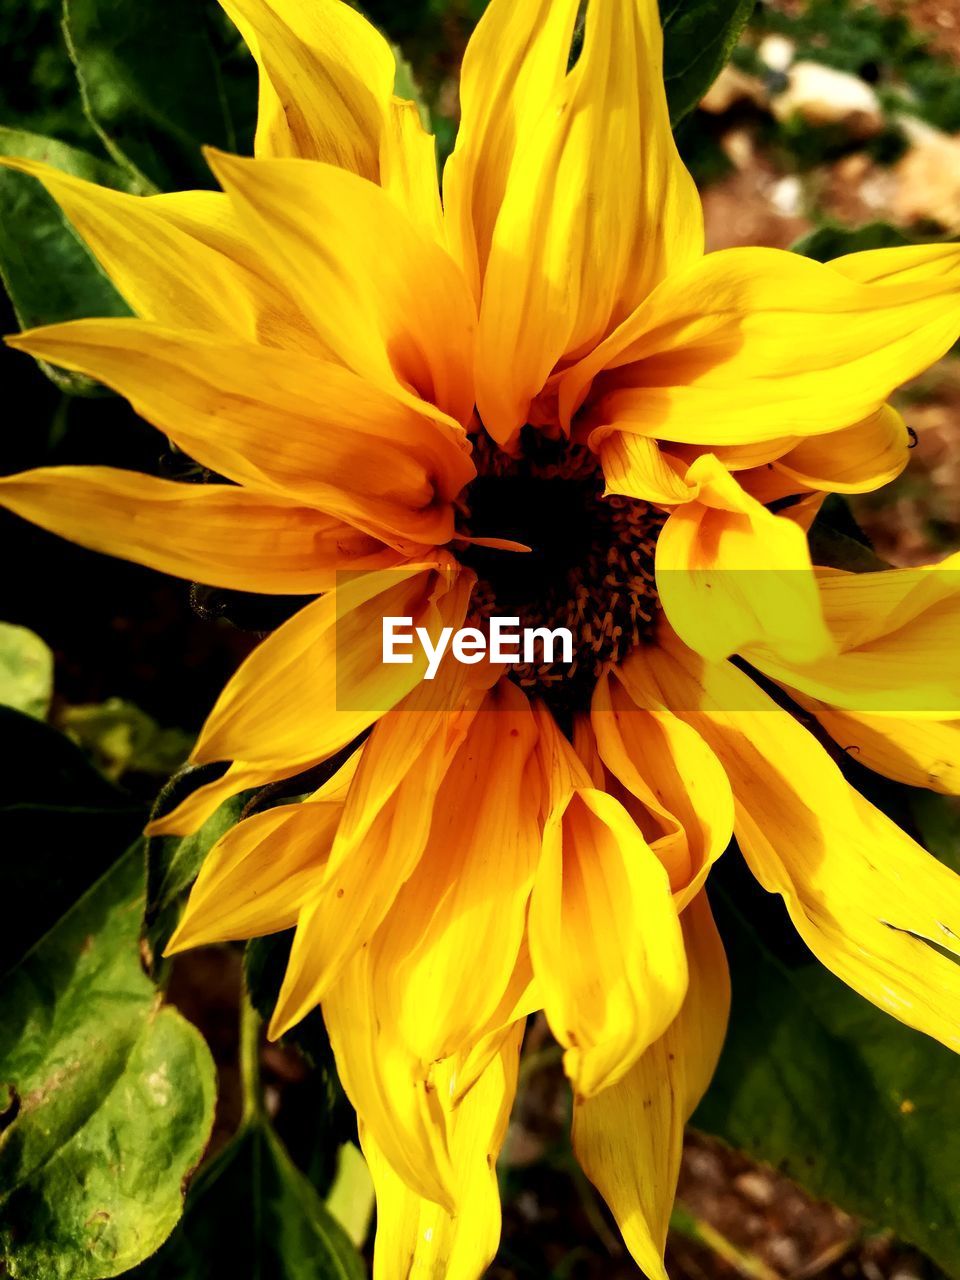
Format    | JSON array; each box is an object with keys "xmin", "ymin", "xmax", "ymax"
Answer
[
  {"xmin": 573, "ymin": 892, "xmax": 729, "ymax": 1280},
  {"xmin": 219, "ymin": 0, "xmax": 395, "ymax": 173},
  {"xmin": 363, "ymin": 1022, "xmax": 524, "ymax": 1280},
  {"xmin": 530, "ymin": 709, "xmax": 687, "ymax": 1097},
  {"xmin": 655, "ymin": 455, "xmax": 834, "ymax": 666},
  {"xmin": 592, "ymin": 669, "xmax": 733, "ymax": 904},
  {"xmin": 776, "ymin": 404, "xmax": 909, "ymax": 495}
]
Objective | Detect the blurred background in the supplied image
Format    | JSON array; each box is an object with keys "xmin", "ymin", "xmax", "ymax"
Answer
[{"xmin": 1, "ymin": 2, "xmax": 959, "ymax": 1276}]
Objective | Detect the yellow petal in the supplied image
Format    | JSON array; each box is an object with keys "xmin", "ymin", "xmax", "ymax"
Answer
[
  {"xmin": 219, "ymin": 0, "xmax": 394, "ymax": 173},
  {"xmin": 368, "ymin": 679, "xmax": 542, "ymax": 1066},
  {"xmin": 379, "ymin": 97, "xmax": 444, "ymax": 241},
  {"xmin": 447, "ymin": 944, "xmax": 538, "ymax": 1104},
  {"xmin": 0, "ymin": 466, "xmax": 397, "ymax": 593},
  {"xmin": 808, "ymin": 706, "xmax": 960, "ymax": 794},
  {"xmin": 207, "ymin": 149, "xmax": 476, "ymax": 426},
  {"xmin": 655, "ymin": 455, "xmax": 835, "ymax": 665},
  {"xmin": 775, "ymin": 404, "xmax": 910, "ymax": 494},
  {"xmin": 592, "ymin": 430, "xmax": 696, "ymax": 504},
  {"xmin": 364, "ymin": 1022, "xmax": 524, "ymax": 1280},
  {"xmin": 573, "ymin": 892, "xmax": 729, "ymax": 1280},
  {"xmin": 145, "ymin": 758, "xmax": 309, "ymax": 837},
  {"xmin": 529, "ymin": 779, "xmax": 687, "ymax": 1097},
  {"xmin": 475, "ymin": 0, "xmax": 703, "ymax": 445},
  {"xmin": 592, "ymin": 669, "xmax": 733, "ymax": 905},
  {"xmin": 831, "ymin": 240, "xmax": 960, "ymax": 286},
  {"xmin": 268, "ymin": 682, "xmax": 472, "ymax": 1035},
  {"xmin": 442, "ymin": 0, "xmax": 580, "ymax": 299},
  {"xmin": 191, "ymin": 563, "xmax": 471, "ymax": 771},
  {"xmin": 631, "ymin": 640, "xmax": 960, "ymax": 1053},
  {"xmin": 814, "ymin": 552, "xmax": 960, "ymax": 649},
  {"xmin": 9, "ymin": 319, "xmax": 473, "ymax": 550},
  {"xmin": 165, "ymin": 797, "xmax": 342, "ymax": 952},
  {"xmin": 749, "ymin": 558, "xmax": 960, "ymax": 714},
  {"xmin": 0, "ymin": 158, "xmax": 310, "ymax": 345},
  {"xmin": 560, "ymin": 244, "xmax": 960, "ymax": 444},
  {"xmin": 323, "ymin": 947, "xmax": 456, "ymax": 1210}
]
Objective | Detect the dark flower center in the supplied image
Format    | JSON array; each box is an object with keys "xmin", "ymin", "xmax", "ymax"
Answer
[{"xmin": 458, "ymin": 427, "xmax": 666, "ymax": 712}]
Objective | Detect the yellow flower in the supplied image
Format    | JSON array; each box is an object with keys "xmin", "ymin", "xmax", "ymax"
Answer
[{"xmin": 2, "ymin": 0, "xmax": 960, "ymax": 1275}]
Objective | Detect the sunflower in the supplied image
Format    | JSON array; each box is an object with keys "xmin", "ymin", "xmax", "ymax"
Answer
[{"xmin": 2, "ymin": 0, "xmax": 960, "ymax": 1274}]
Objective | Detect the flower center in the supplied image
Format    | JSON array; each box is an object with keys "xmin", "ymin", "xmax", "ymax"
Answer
[{"xmin": 457, "ymin": 428, "xmax": 666, "ymax": 711}]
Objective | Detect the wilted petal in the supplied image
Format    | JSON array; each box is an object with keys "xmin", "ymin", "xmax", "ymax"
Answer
[{"xmin": 573, "ymin": 892, "xmax": 729, "ymax": 1280}]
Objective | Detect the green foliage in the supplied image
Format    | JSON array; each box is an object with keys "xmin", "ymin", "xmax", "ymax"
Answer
[
  {"xmin": 245, "ymin": 932, "xmax": 357, "ymax": 1195},
  {"xmin": 245, "ymin": 932, "xmax": 339, "ymax": 1075},
  {"xmin": 63, "ymin": 0, "xmax": 256, "ymax": 191},
  {"xmin": 58, "ymin": 696, "xmax": 193, "ymax": 782},
  {"xmin": 661, "ymin": 0, "xmax": 756, "ymax": 124},
  {"xmin": 0, "ymin": 622, "xmax": 53, "ymax": 720},
  {"xmin": 697, "ymin": 881, "xmax": 960, "ymax": 1275},
  {"xmin": 0, "ymin": 844, "xmax": 216, "ymax": 1278},
  {"xmin": 143, "ymin": 789, "xmax": 248, "ymax": 973},
  {"xmin": 0, "ymin": 705, "xmax": 145, "ymax": 974},
  {"xmin": 131, "ymin": 1115, "xmax": 366, "ymax": 1280},
  {"xmin": 0, "ymin": 127, "xmax": 131, "ymax": 392},
  {"xmin": 0, "ymin": 0, "xmax": 95, "ymax": 149},
  {"xmin": 792, "ymin": 221, "xmax": 955, "ymax": 263}
]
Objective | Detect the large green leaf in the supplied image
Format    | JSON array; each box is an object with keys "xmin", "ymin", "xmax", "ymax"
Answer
[
  {"xmin": 696, "ymin": 880, "xmax": 960, "ymax": 1275},
  {"xmin": 0, "ymin": 622, "xmax": 53, "ymax": 721},
  {"xmin": 0, "ymin": 844, "xmax": 216, "ymax": 1278},
  {"xmin": 0, "ymin": 127, "xmax": 131, "ymax": 393},
  {"xmin": 130, "ymin": 1118, "xmax": 366, "ymax": 1280},
  {"xmin": 0, "ymin": 706, "xmax": 145, "ymax": 973},
  {"xmin": 661, "ymin": 0, "xmax": 756, "ymax": 124},
  {"xmin": 63, "ymin": 0, "xmax": 256, "ymax": 191}
]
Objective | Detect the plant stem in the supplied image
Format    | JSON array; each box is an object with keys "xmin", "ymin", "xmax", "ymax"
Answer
[{"xmin": 240, "ymin": 990, "xmax": 264, "ymax": 1124}]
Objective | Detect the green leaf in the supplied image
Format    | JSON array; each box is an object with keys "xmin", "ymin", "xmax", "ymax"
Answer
[
  {"xmin": 0, "ymin": 622, "xmax": 54, "ymax": 720},
  {"xmin": 0, "ymin": 844, "xmax": 216, "ymax": 1279},
  {"xmin": 244, "ymin": 933, "xmax": 357, "ymax": 1195},
  {"xmin": 130, "ymin": 1119, "xmax": 366, "ymax": 1280},
  {"xmin": 696, "ymin": 882, "xmax": 960, "ymax": 1275},
  {"xmin": 662, "ymin": 0, "xmax": 756, "ymax": 125},
  {"xmin": 0, "ymin": 127, "xmax": 131, "ymax": 394},
  {"xmin": 142, "ymin": 790, "xmax": 247, "ymax": 974},
  {"xmin": 0, "ymin": 705, "xmax": 145, "ymax": 973},
  {"xmin": 57, "ymin": 696, "xmax": 193, "ymax": 782},
  {"xmin": 63, "ymin": 0, "xmax": 256, "ymax": 191},
  {"xmin": 792, "ymin": 221, "xmax": 957, "ymax": 263}
]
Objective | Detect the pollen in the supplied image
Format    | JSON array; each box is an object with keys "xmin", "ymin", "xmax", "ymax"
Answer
[{"xmin": 458, "ymin": 428, "xmax": 666, "ymax": 710}]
